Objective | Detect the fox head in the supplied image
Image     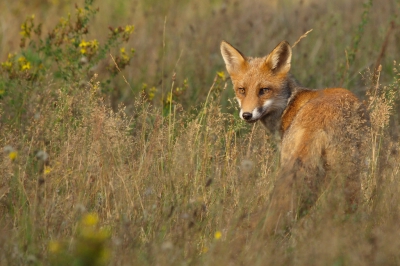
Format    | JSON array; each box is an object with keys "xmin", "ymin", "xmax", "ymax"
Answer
[{"xmin": 220, "ymin": 41, "xmax": 292, "ymax": 123}]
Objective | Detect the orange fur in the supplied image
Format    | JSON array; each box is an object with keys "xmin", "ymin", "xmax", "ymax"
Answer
[{"xmin": 221, "ymin": 40, "xmax": 370, "ymax": 235}]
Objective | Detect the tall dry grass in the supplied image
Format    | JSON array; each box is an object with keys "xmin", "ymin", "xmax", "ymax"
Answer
[
  {"xmin": 1, "ymin": 63, "xmax": 400, "ymax": 265},
  {"xmin": 1, "ymin": 0, "xmax": 400, "ymax": 265}
]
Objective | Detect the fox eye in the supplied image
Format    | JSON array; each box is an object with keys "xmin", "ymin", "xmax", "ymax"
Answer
[
  {"xmin": 259, "ymin": 88, "xmax": 271, "ymax": 96},
  {"xmin": 238, "ymin": 88, "xmax": 245, "ymax": 94}
]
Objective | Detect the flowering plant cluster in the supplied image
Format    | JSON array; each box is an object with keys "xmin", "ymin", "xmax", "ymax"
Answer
[{"xmin": 0, "ymin": 0, "xmax": 135, "ymax": 100}]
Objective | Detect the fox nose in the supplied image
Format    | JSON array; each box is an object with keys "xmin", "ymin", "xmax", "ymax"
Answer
[{"xmin": 242, "ymin": 112, "xmax": 252, "ymax": 120}]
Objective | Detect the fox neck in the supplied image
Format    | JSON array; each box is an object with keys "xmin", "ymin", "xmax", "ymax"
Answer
[{"xmin": 260, "ymin": 75, "xmax": 302, "ymax": 137}]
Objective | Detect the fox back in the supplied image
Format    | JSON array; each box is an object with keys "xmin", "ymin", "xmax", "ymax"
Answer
[{"xmin": 220, "ymin": 40, "xmax": 370, "ymax": 234}]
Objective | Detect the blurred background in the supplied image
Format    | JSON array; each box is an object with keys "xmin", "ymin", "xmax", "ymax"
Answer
[{"xmin": 1, "ymin": 0, "xmax": 398, "ymax": 112}]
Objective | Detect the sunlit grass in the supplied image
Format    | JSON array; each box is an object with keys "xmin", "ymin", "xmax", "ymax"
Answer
[{"xmin": 1, "ymin": 0, "xmax": 400, "ymax": 265}]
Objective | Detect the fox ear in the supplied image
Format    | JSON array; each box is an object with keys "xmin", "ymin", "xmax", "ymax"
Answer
[
  {"xmin": 265, "ymin": 41, "xmax": 292, "ymax": 74},
  {"xmin": 220, "ymin": 41, "xmax": 246, "ymax": 75}
]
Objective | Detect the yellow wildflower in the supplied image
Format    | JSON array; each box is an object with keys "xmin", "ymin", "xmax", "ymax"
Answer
[
  {"xmin": 44, "ymin": 166, "xmax": 52, "ymax": 175},
  {"xmin": 20, "ymin": 24, "xmax": 29, "ymax": 37},
  {"xmin": 165, "ymin": 92, "xmax": 173, "ymax": 104},
  {"xmin": 18, "ymin": 56, "xmax": 31, "ymax": 71},
  {"xmin": 79, "ymin": 40, "xmax": 88, "ymax": 54},
  {"xmin": 20, "ymin": 15, "xmax": 34, "ymax": 37},
  {"xmin": 124, "ymin": 25, "xmax": 135, "ymax": 34},
  {"xmin": 48, "ymin": 240, "xmax": 61, "ymax": 253},
  {"xmin": 217, "ymin": 71, "xmax": 226, "ymax": 80},
  {"xmin": 148, "ymin": 87, "xmax": 157, "ymax": 101},
  {"xmin": 81, "ymin": 213, "xmax": 99, "ymax": 227},
  {"xmin": 1, "ymin": 53, "xmax": 15, "ymax": 71},
  {"xmin": 80, "ymin": 226, "xmax": 111, "ymax": 242},
  {"xmin": 1, "ymin": 61, "xmax": 13, "ymax": 71},
  {"xmin": 9, "ymin": 151, "xmax": 18, "ymax": 161},
  {"xmin": 91, "ymin": 39, "xmax": 99, "ymax": 49},
  {"xmin": 79, "ymin": 40, "xmax": 98, "ymax": 55},
  {"xmin": 120, "ymin": 47, "xmax": 129, "ymax": 61},
  {"xmin": 22, "ymin": 62, "xmax": 31, "ymax": 70},
  {"xmin": 214, "ymin": 231, "xmax": 222, "ymax": 240}
]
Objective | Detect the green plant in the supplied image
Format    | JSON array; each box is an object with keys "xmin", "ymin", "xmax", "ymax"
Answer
[
  {"xmin": 0, "ymin": 0, "xmax": 135, "ymax": 126},
  {"xmin": 339, "ymin": 0, "xmax": 373, "ymax": 86},
  {"xmin": 48, "ymin": 213, "xmax": 111, "ymax": 266}
]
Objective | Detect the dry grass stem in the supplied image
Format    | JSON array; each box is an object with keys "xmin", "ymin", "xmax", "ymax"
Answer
[{"xmin": 291, "ymin": 29, "xmax": 313, "ymax": 48}]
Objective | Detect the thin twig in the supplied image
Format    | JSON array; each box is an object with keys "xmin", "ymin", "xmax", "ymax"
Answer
[
  {"xmin": 109, "ymin": 53, "xmax": 133, "ymax": 91},
  {"xmin": 292, "ymin": 29, "xmax": 313, "ymax": 48},
  {"xmin": 345, "ymin": 49, "xmax": 350, "ymax": 71},
  {"xmin": 162, "ymin": 16, "xmax": 167, "ymax": 106},
  {"xmin": 246, "ymin": 123, "xmax": 257, "ymax": 158}
]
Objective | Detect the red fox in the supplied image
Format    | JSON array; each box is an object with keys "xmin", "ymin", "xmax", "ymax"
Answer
[{"xmin": 221, "ymin": 40, "xmax": 369, "ymax": 234}]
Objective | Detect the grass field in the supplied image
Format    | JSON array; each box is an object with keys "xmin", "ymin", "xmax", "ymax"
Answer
[{"xmin": 1, "ymin": 0, "xmax": 400, "ymax": 265}]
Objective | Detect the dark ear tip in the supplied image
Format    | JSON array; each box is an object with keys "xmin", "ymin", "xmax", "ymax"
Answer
[
  {"xmin": 281, "ymin": 41, "xmax": 291, "ymax": 47},
  {"xmin": 278, "ymin": 41, "xmax": 292, "ymax": 54}
]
